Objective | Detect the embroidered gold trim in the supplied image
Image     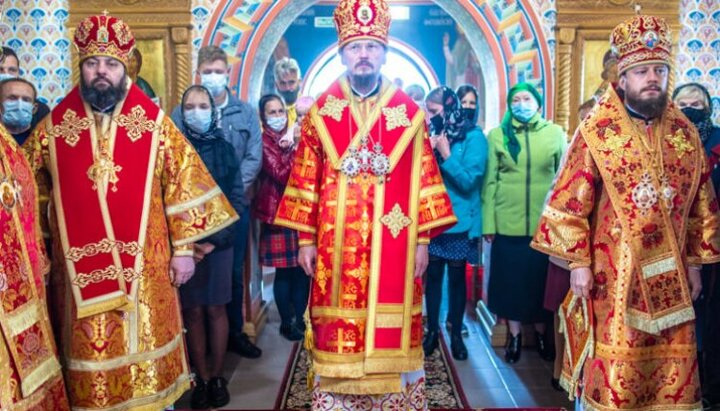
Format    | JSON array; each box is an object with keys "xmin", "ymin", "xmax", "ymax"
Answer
[
  {"xmin": 5, "ymin": 302, "xmax": 40, "ymax": 337},
  {"xmin": 72, "ymin": 265, "xmax": 143, "ymax": 288},
  {"xmin": 165, "ymin": 186, "xmax": 222, "ymax": 215},
  {"xmin": 318, "ymin": 95, "xmax": 349, "ymax": 122},
  {"xmin": 282, "ymin": 186, "xmax": 320, "ymax": 203},
  {"xmin": 380, "ymin": 203, "xmax": 412, "ymax": 238},
  {"xmin": 19, "ymin": 356, "xmax": 61, "ymax": 398},
  {"xmin": 71, "ymin": 373, "xmax": 191, "ymax": 411},
  {"xmin": 115, "ymin": 105, "xmax": 157, "ymax": 143},
  {"xmin": 47, "ymin": 109, "xmax": 93, "ymax": 147},
  {"xmin": 641, "ymin": 256, "xmax": 676, "ymax": 279},
  {"xmin": 66, "ymin": 239, "xmax": 142, "ymax": 262},
  {"xmin": 382, "ymin": 104, "xmax": 411, "ymax": 131},
  {"xmin": 68, "ymin": 333, "xmax": 183, "ymax": 371},
  {"xmin": 318, "ymin": 374, "xmax": 402, "ymax": 395},
  {"xmin": 171, "ymin": 214, "xmax": 239, "ymax": 247},
  {"xmin": 376, "ymin": 313, "xmax": 404, "ymax": 328}
]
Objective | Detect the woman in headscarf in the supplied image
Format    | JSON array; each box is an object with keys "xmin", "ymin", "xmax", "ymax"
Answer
[
  {"xmin": 253, "ymin": 94, "xmax": 309, "ymax": 342},
  {"xmin": 481, "ymin": 82, "xmax": 566, "ymax": 364},
  {"xmin": 176, "ymin": 85, "xmax": 240, "ymax": 409},
  {"xmin": 673, "ymin": 82, "xmax": 720, "ymax": 408},
  {"xmin": 422, "ymin": 86, "xmax": 487, "ymax": 361}
]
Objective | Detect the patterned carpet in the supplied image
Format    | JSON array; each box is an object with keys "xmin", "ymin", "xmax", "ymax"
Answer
[{"xmin": 275, "ymin": 335, "xmax": 470, "ymax": 410}]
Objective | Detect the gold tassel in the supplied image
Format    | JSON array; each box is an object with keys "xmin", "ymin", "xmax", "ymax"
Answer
[{"xmin": 303, "ymin": 307, "xmax": 315, "ymax": 391}]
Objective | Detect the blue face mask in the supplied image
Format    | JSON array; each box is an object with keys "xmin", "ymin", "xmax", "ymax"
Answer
[
  {"xmin": 2, "ymin": 99, "xmax": 34, "ymax": 130},
  {"xmin": 266, "ymin": 116, "xmax": 287, "ymax": 132},
  {"xmin": 510, "ymin": 99, "xmax": 539, "ymax": 123},
  {"xmin": 200, "ymin": 73, "xmax": 228, "ymax": 98},
  {"xmin": 184, "ymin": 108, "xmax": 213, "ymax": 134},
  {"xmin": 0, "ymin": 73, "xmax": 16, "ymax": 82}
]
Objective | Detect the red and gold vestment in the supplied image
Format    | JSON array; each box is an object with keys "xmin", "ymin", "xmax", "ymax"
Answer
[
  {"xmin": 531, "ymin": 86, "xmax": 720, "ymax": 410},
  {"xmin": 24, "ymin": 84, "xmax": 238, "ymax": 410},
  {"xmin": 275, "ymin": 78, "xmax": 456, "ymax": 396},
  {"xmin": 0, "ymin": 128, "xmax": 69, "ymax": 410}
]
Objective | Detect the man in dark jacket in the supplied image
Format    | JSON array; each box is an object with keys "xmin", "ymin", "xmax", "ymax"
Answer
[
  {"xmin": 0, "ymin": 47, "xmax": 50, "ymax": 142},
  {"xmin": 171, "ymin": 45, "xmax": 262, "ymax": 359}
]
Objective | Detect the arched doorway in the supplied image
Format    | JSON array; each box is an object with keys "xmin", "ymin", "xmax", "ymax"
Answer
[{"xmin": 201, "ymin": 0, "xmax": 555, "ymax": 129}]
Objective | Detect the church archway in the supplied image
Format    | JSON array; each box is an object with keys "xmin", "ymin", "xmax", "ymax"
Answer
[{"xmin": 201, "ymin": 0, "xmax": 555, "ymax": 128}]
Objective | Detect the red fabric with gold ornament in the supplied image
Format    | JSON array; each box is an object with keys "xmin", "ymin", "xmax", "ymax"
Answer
[
  {"xmin": 47, "ymin": 84, "xmax": 160, "ymax": 319},
  {"xmin": 531, "ymin": 85, "xmax": 720, "ymax": 410},
  {"xmin": 0, "ymin": 129, "xmax": 70, "ymax": 410},
  {"xmin": 275, "ymin": 77, "xmax": 456, "ymax": 394},
  {"xmin": 74, "ymin": 13, "xmax": 135, "ymax": 66},
  {"xmin": 333, "ymin": 0, "xmax": 391, "ymax": 47},
  {"xmin": 610, "ymin": 15, "xmax": 672, "ymax": 74}
]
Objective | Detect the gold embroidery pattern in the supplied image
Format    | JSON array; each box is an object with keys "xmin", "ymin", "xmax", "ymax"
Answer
[
  {"xmin": 665, "ymin": 129, "xmax": 694, "ymax": 158},
  {"xmin": 48, "ymin": 110, "xmax": 93, "ymax": 147},
  {"xmin": 112, "ymin": 21, "xmax": 132, "ymax": 46},
  {"xmin": 66, "ymin": 239, "xmax": 142, "ymax": 262},
  {"xmin": 116, "ymin": 106, "xmax": 156, "ymax": 143},
  {"xmin": 318, "ymin": 95, "xmax": 349, "ymax": 122},
  {"xmin": 600, "ymin": 128, "xmax": 631, "ymax": 158},
  {"xmin": 72, "ymin": 265, "xmax": 143, "ymax": 288},
  {"xmin": 380, "ymin": 203, "xmax": 412, "ymax": 238},
  {"xmin": 382, "ymin": 104, "xmax": 411, "ymax": 131},
  {"xmin": 87, "ymin": 155, "xmax": 122, "ymax": 192},
  {"xmin": 75, "ymin": 19, "xmax": 94, "ymax": 43}
]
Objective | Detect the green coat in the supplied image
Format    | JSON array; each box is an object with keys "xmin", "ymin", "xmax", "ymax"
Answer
[{"xmin": 481, "ymin": 117, "xmax": 566, "ymax": 236}]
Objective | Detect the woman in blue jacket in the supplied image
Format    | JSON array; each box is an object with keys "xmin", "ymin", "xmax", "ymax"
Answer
[{"xmin": 423, "ymin": 86, "xmax": 487, "ymax": 360}]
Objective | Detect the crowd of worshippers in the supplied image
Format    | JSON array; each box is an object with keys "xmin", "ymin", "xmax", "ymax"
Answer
[{"xmin": 2, "ymin": 8, "xmax": 720, "ymax": 411}]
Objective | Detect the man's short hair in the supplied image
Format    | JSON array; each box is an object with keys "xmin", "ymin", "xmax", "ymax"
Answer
[
  {"xmin": 274, "ymin": 57, "xmax": 301, "ymax": 80},
  {"xmin": 197, "ymin": 45, "xmax": 228, "ymax": 69},
  {"xmin": 1, "ymin": 46, "xmax": 19, "ymax": 67},
  {"xmin": 0, "ymin": 77, "xmax": 37, "ymax": 100}
]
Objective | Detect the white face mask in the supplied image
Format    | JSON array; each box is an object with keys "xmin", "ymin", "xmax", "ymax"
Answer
[
  {"xmin": 266, "ymin": 116, "xmax": 287, "ymax": 132},
  {"xmin": 200, "ymin": 73, "xmax": 228, "ymax": 97}
]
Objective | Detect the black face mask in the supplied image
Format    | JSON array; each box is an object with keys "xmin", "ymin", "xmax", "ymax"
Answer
[
  {"xmin": 681, "ymin": 107, "xmax": 709, "ymax": 125},
  {"xmin": 462, "ymin": 107, "xmax": 476, "ymax": 124},
  {"xmin": 279, "ymin": 89, "xmax": 299, "ymax": 105},
  {"xmin": 430, "ymin": 114, "xmax": 444, "ymax": 135}
]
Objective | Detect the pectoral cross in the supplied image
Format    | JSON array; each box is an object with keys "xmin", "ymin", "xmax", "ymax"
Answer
[{"xmin": 327, "ymin": 329, "xmax": 356, "ymax": 354}]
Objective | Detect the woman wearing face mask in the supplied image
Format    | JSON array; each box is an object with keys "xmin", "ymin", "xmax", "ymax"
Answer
[
  {"xmin": 481, "ymin": 82, "xmax": 566, "ymax": 364},
  {"xmin": 177, "ymin": 85, "xmax": 240, "ymax": 409},
  {"xmin": 673, "ymin": 82, "xmax": 720, "ymax": 408},
  {"xmin": 422, "ymin": 86, "xmax": 487, "ymax": 361},
  {"xmin": 253, "ymin": 94, "xmax": 308, "ymax": 342}
]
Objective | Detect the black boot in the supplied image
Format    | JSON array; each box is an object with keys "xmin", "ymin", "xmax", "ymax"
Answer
[
  {"xmin": 535, "ymin": 331, "xmax": 555, "ymax": 362},
  {"xmin": 280, "ymin": 323, "xmax": 304, "ymax": 341},
  {"xmin": 208, "ymin": 376, "xmax": 230, "ymax": 408},
  {"xmin": 422, "ymin": 330, "xmax": 439, "ymax": 357},
  {"xmin": 505, "ymin": 333, "xmax": 522, "ymax": 364},
  {"xmin": 450, "ymin": 334, "xmax": 468, "ymax": 360},
  {"xmin": 228, "ymin": 332, "xmax": 262, "ymax": 358},
  {"xmin": 190, "ymin": 377, "xmax": 210, "ymax": 409}
]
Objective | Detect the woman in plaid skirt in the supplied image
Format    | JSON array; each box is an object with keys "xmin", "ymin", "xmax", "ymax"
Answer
[{"xmin": 253, "ymin": 94, "xmax": 309, "ymax": 341}]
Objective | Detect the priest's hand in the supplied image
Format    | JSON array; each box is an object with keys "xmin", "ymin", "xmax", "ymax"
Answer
[
  {"xmin": 170, "ymin": 256, "xmax": 195, "ymax": 287},
  {"xmin": 415, "ymin": 244, "xmax": 429, "ymax": 279},
  {"xmin": 688, "ymin": 265, "xmax": 702, "ymax": 301},
  {"xmin": 570, "ymin": 266, "xmax": 593, "ymax": 299},
  {"xmin": 299, "ymin": 245, "xmax": 317, "ymax": 277}
]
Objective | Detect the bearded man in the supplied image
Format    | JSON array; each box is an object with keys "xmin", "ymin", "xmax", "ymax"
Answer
[
  {"xmin": 275, "ymin": 0, "xmax": 456, "ymax": 409},
  {"xmin": 24, "ymin": 13, "xmax": 238, "ymax": 409},
  {"xmin": 531, "ymin": 15, "xmax": 720, "ymax": 410}
]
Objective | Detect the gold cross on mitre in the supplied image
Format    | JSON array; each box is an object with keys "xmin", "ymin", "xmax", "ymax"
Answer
[
  {"xmin": 102, "ymin": 9, "xmax": 110, "ymax": 16},
  {"xmin": 634, "ymin": 3, "xmax": 641, "ymax": 15}
]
